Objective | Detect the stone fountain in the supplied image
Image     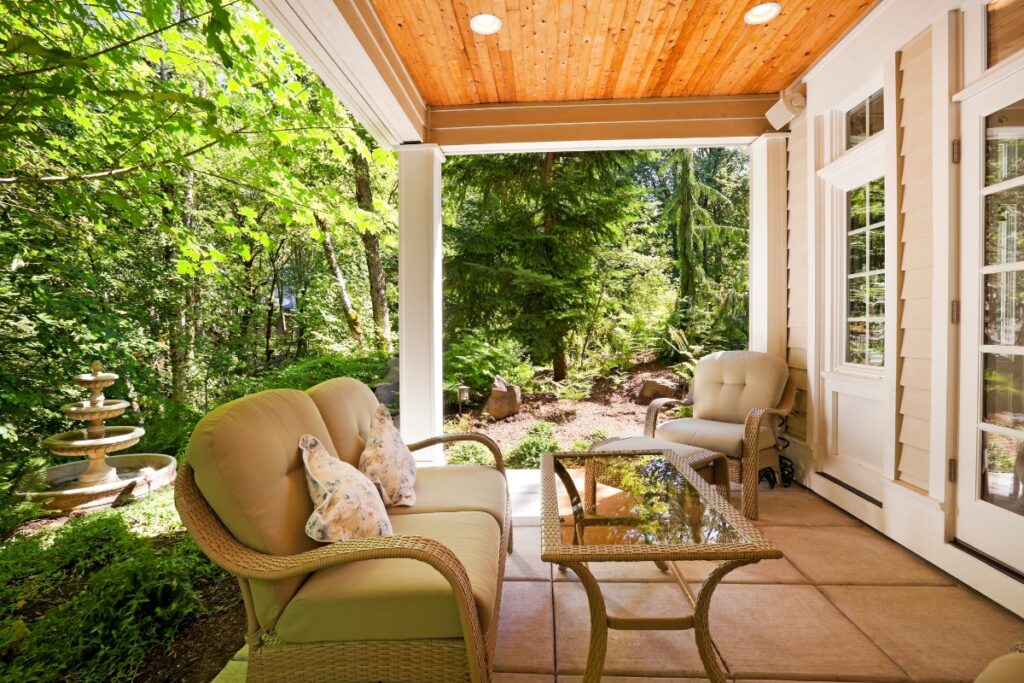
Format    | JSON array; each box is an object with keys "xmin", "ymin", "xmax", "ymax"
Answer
[{"xmin": 22, "ymin": 361, "xmax": 176, "ymax": 513}]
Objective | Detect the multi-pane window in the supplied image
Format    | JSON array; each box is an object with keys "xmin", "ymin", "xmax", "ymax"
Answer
[
  {"xmin": 846, "ymin": 90, "xmax": 884, "ymax": 149},
  {"xmin": 987, "ymin": 0, "xmax": 1024, "ymax": 69},
  {"xmin": 846, "ymin": 178, "xmax": 885, "ymax": 366},
  {"xmin": 980, "ymin": 98, "xmax": 1024, "ymax": 515}
]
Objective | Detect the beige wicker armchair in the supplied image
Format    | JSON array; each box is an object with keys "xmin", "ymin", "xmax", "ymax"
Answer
[
  {"xmin": 645, "ymin": 350, "xmax": 796, "ymax": 520},
  {"xmin": 175, "ymin": 380, "xmax": 510, "ymax": 683}
]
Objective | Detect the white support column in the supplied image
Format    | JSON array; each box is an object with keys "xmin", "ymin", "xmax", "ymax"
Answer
[
  {"xmin": 748, "ymin": 133, "xmax": 790, "ymax": 358},
  {"xmin": 398, "ymin": 144, "xmax": 445, "ymax": 464}
]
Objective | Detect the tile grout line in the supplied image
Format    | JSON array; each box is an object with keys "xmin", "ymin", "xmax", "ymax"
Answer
[{"xmin": 809, "ymin": 580, "xmax": 913, "ymax": 682}]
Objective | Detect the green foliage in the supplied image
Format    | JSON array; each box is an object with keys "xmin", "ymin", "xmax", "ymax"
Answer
[
  {"xmin": 0, "ymin": 1, "xmax": 399, "ymax": 518},
  {"xmin": 569, "ymin": 429, "xmax": 610, "ymax": 453},
  {"xmin": 444, "ymin": 152, "xmax": 650, "ymax": 381},
  {"xmin": 444, "ymin": 334, "xmax": 533, "ymax": 401},
  {"xmin": 0, "ymin": 490, "xmax": 224, "ymax": 682},
  {"xmin": 222, "ymin": 353, "xmax": 390, "ymax": 402},
  {"xmin": 507, "ymin": 421, "xmax": 561, "ymax": 469},
  {"xmin": 445, "ymin": 441, "xmax": 494, "ymax": 467}
]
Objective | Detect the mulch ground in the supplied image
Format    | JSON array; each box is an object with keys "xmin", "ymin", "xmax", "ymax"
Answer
[{"xmin": 458, "ymin": 361, "xmax": 686, "ymax": 452}]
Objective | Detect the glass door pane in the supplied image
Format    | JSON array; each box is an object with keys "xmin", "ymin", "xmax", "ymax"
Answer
[{"xmin": 977, "ymin": 99, "xmax": 1024, "ymax": 519}]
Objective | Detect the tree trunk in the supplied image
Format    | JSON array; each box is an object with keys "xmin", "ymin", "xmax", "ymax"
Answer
[
  {"xmin": 553, "ymin": 338, "xmax": 568, "ymax": 382},
  {"xmin": 316, "ymin": 213, "xmax": 367, "ymax": 347},
  {"xmin": 352, "ymin": 153, "xmax": 392, "ymax": 353}
]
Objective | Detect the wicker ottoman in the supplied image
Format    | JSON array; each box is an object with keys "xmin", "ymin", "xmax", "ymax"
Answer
[{"xmin": 589, "ymin": 436, "xmax": 731, "ymax": 511}]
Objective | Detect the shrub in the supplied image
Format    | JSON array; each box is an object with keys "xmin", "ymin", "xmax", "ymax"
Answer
[
  {"xmin": 507, "ymin": 421, "xmax": 561, "ymax": 469},
  {"xmin": 4, "ymin": 547, "xmax": 198, "ymax": 683},
  {"xmin": 446, "ymin": 442, "xmax": 494, "ymax": 467},
  {"xmin": 221, "ymin": 352, "xmax": 390, "ymax": 403},
  {"xmin": 569, "ymin": 428, "xmax": 610, "ymax": 453},
  {"xmin": 444, "ymin": 334, "xmax": 533, "ymax": 402}
]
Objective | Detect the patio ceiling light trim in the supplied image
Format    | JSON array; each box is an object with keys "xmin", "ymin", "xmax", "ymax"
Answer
[
  {"xmin": 469, "ymin": 13, "xmax": 502, "ymax": 35},
  {"xmin": 745, "ymin": 3, "xmax": 782, "ymax": 25}
]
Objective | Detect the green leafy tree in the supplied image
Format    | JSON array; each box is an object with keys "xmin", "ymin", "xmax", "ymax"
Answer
[{"xmin": 444, "ymin": 151, "xmax": 647, "ymax": 380}]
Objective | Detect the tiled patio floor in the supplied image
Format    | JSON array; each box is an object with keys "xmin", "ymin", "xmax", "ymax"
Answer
[{"xmin": 214, "ymin": 471, "xmax": 1024, "ymax": 683}]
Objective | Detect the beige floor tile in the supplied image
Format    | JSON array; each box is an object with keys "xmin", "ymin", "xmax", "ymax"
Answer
[
  {"xmin": 559, "ymin": 677, "xmax": 707, "ymax": 682},
  {"xmin": 211, "ymin": 660, "xmax": 247, "ymax": 683},
  {"xmin": 754, "ymin": 486, "xmax": 863, "ymax": 527},
  {"xmin": 506, "ymin": 525, "xmax": 553, "ymax": 581},
  {"xmin": 672, "ymin": 557, "xmax": 809, "ymax": 584},
  {"xmin": 822, "ymin": 585, "xmax": 1024, "ymax": 682},
  {"xmin": 494, "ymin": 674, "xmax": 555, "ymax": 683},
  {"xmin": 698, "ymin": 583, "xmax": 907, "ymax": 681},
  {"xmin": 554, "ymin": 581, "xmax": 706, "ymax": 677},
  {"xmin": 552, "ymin": 560, "xmax": 676, "ymax": 583},
  {"xmin": 494, "ymin": 580, "xmax": 556, "ymax": 673},
  {"xmin": 762, "ymin": 526, "xmax": 955, "ymax": 585}
]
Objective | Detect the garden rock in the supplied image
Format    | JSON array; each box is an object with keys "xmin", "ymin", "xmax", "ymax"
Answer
[
  {"xmin": 374, "ymin": 382, "xmax": 399, "ymax": 407},
  {"xmin": 485, "ymin": 376, "xmax": 521, "ymax": 420},
  {"xmin": 640, "ymin": 378, "xmax": 677, "ymax": 401}
]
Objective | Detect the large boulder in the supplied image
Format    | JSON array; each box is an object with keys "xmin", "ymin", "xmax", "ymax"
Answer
[
  {"xmin": 640, "ymin": 378, "xmax": 678, "ymax": 401},
  {"xmin": 485, "ymin": 376, "xmax": 521, "ymax": 420}
]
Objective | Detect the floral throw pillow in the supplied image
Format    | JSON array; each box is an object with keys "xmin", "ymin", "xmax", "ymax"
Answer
[
  {"xmin": 359, "ymin": 405, "xmax": 417, "ymax": 507},
  {"xmin": 299, "ymin": 434, "xmax": 392, "ymax": 543}
]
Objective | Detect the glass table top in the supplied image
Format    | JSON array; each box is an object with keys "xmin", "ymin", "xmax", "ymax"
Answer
[{"xmin": 540, "ymin": 450, "xmax": 779, "ymax": 562}]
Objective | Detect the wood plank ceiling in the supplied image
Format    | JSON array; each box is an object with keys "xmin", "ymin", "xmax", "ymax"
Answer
[{"xmin": 368, "ymin": 1, "xmax": 877, "ymax": 107}]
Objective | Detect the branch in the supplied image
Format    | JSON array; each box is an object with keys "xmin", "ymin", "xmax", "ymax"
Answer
[
  {"xmin": 184, "ymin": 165, "xmax": 314, "ymax": 210},
  {"xmin": 0, "ymin": 135, "xmax": 227, "ymax": 185},
  {"xmin": 0, "ymin": 1, "xmax": 241, "ymax": 81}
]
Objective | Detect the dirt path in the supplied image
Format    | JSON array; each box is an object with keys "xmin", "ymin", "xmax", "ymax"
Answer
[{"xmin": 455, "ymin": 362, "xmax": 686, "ymax": 452}]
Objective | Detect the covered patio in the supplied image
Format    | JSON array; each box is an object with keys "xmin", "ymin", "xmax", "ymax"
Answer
[
  {"xmin": 213, "ymin": 474, "xmax": 1024, "ymax": 682},
  {"xmin": 198, "ymin": 0, "xmax": 1024, "ymax": 680}
]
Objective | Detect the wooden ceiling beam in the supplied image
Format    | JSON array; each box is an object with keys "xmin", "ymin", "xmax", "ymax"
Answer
[{"xmin": 427, "ymin": 94, "xmax": 776, "ymax": 152}]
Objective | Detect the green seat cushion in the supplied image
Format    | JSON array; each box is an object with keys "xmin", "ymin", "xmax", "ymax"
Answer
[
  {"xmin": 388, "ymin": 465, "xmax": 507, "ymax": 530},
  {"xmin": 274, "ymin": 511, "xmax": 501, "ymax": 643}
]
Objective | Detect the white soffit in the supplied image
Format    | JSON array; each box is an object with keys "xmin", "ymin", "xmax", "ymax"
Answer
[{"xmin": 253, "ymin": 0, "xmax": 426, "ymax": 148}]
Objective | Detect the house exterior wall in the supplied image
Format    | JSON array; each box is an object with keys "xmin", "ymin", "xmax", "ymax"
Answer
[
  {"xmin": 788, "ymin": 0, "xmax": 1024, "ymax": 616},
  {"xmin": 786, "ymin": 113, "xmax": 811, "ymax": 450},
  {"xmin": 895, "ymin": 28, "xmax": 934, "ymax": 492}
]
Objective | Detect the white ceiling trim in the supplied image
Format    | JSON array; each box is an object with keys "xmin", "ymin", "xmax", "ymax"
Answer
[{"xmin": 253, "ymin": 0, "xmax": 425, "ymax": 148}]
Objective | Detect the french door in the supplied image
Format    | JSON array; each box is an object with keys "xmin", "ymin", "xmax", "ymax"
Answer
[{"xmin": 957, "ymin": 67, "xmax": 1024, "ymax": 572}]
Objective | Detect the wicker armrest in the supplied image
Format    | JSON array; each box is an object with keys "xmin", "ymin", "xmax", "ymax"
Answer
[
  {"xmin": 407, "ymin": 432, "xmax": 506, "ymax": 474},
  {"xmin": 743, "ymin": 380, "xmax": 797, "ymax": 436},
  {"xmin": 644, "ymin": 398, "xmax": 688, "ymax": 437}
]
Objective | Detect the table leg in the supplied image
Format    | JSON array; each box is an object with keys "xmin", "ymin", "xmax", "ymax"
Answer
[
  {"xmin": 692, "ymin": 559, "xmax": 756, "ymax": 683},
  {"xmin": 562, "ymin": 561, "xmax": 608, "ymax": 683}
]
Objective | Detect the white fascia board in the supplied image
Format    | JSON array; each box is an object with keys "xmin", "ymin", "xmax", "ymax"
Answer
[{"xmin": 253, "ymin": 0, "xmax": 425, "ymax": 148}]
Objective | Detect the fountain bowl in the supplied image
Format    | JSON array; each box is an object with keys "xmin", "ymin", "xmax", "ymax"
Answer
[
  {"xmin": 20, "ymin": 454, "xmax": 177, "ymax": 513},
  {"xmin": 61, "ymin": 399, "xmax": 131, "ymax": 422},
  {"xmin": 42, "ymin": 425, "xmax": 144, "ymax": 457}
]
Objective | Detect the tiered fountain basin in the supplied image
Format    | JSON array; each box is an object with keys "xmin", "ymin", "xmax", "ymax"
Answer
[
  {"xmin": 20, "ymin": 362, "xmax": 176, "ymax": 513},
  {"xmin": 22, "ymin": 452, "xmax": 177, "ymax": 512}
]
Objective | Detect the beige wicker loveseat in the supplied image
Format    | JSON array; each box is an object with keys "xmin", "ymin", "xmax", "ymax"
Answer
[{"xmin": 175, "ymin": 377, "xmax": 511, "ymax": 683}]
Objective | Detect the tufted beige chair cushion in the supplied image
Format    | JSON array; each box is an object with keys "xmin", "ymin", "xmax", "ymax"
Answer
[
  {"xmin": 306, "ymin": 377, "xmax": 380, "ymax": 467},
  {"xmin": 187, "ymin": 389, "xmax": 336, "ymax": 629},
  {"xmin": 692, "ymin": 350, "xmax": 789, "ymax": 425}
]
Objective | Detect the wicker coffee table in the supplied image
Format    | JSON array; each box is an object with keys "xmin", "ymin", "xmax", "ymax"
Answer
[{"xmin": 540, "ymin": 449, "xmax": 782, "ymax": 683}]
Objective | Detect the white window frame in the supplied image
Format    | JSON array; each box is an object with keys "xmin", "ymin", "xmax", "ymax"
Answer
[{"xmin": 819, "ymin": 133, "xmax": 894, "ymax": 379}]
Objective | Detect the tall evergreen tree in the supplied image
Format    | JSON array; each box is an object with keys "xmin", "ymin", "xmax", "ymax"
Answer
[{"xmin": 444, "ymin": 152, "xmax": 645, "ymax": 380}]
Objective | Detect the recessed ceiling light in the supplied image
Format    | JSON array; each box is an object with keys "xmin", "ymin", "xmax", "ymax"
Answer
[
  {"xmin": 469, "ymin": 13, "xmax": 502, "ymax": 35},
  {"xmin": 744, "ymin": 2, "xmax": 782, "ymax": 25}
]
